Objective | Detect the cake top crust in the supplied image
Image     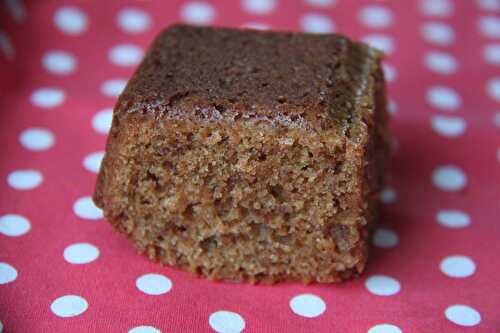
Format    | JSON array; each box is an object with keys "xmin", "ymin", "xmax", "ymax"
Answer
[{"xmin": 118, "ymin": 24, "xmax": 383, "ymax": 130}]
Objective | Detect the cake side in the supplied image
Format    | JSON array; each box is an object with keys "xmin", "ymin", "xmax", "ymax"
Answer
[
  {"xmin": 94, "ymin": 118, "xmax": 362, "ymax": 283},
  {"xmin": 93, "ymin": 85, "xmax": 388, "ymax": 284}
]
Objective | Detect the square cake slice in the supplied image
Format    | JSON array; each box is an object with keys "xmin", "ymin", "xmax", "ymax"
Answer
[{"xmin": 94, "ymin": 24, "xmax": 389, "ymax": 283}]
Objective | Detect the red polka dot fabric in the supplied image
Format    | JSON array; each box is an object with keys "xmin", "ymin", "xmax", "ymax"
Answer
[{"xmin": 1, "ymin": 0, "xmax": 499, "ymax": 332}]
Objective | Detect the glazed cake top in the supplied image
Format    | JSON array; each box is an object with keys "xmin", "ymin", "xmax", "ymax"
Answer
[{"xmin": 118, "ymin": 24, "xmax": 383, "ymax": 131}]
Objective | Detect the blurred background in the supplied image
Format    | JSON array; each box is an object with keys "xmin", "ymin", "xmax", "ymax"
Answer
[{"xmin": 1, "ymin": 0, "xmax": 499, "ymax": 332}]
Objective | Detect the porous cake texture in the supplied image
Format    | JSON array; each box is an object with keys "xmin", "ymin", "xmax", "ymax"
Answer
[{"xmin": 94, "ymin": 24, "xmax": 390, "ymax": 283}]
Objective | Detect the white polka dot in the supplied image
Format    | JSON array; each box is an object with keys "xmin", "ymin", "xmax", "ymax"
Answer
[
  {"xmin": 31, "ymin": 88, "xmax": 65, "ymax": 108},
  {"xmin": 83, "ymin": 151, "xmax": 104, "ymax": 173},
  {"xmin": 437, "ymin": 210, "xmax": 470, "ymax": 228},
  {"xmin": 305, "ymin": 0, "xmax": 336, "ymax": 8},
  {"xmin": 424, "ymin": 51, "xmax": 457, "ymax": 74},
  {"xmin": 478, "ymin": 16, "xmax": 500, "ymax": 38},
  {"xmin": 380, "ymin": 187, "xmax": 396, "ymax": 203},
  {"xmin": 181, "ymin": 2, "xmax": 216, "ymax": 25},
  {"xmin": 445, "ymin": 305, "xmax": 481, "ymax": 327},
  {"xmin": 19, "ymin": 127, "xmax": 55, "ymax": 151},
  {"xmin": 373, "ymin": 228, "xmax": 398, "ymax": 248},
  {"xmin": 494, "ymin": 112, "xmax": 500, "ymax": 127},
  {"xmin": 421, "ymin": 22, "xmax": 455, "ymax": 45},
  {"xmin": 478, "ymin": 0, "xmax": 500, "ymax": 11},
  {"xmin": 242, "ymin": 22, "xmax": 270, "ymax": 30},
  {"xmin": 289, "ymin": 294, "xmax": 326, "ymax": 318},
  {"xmin": 368, "ymin": 324, "xmax": 403, "ymax": 333},
  {"xmin": 136, "ymin": 273, "xmax": 172, "ymax": 295},
  {"xmin": 64, "ymin": 243, "xmax": 100, "ymax": 264},
  {"xmin": 109, "ymin": 44, "xmax": 143, "ymax": 67},
  {"xmin": 359, "ymin": 5, "xmax": 393, "ymax": 29},
  {"xmin": 0, "ymin": 262, "xmax": 17, "ymax": 284},
  {"xmin": 388, "ymin": 99, "xmax": 397, "ymax": 115},
  {"xmin": 431, "ymin": 115, "xmax": 466, "ymax": 138},
  {"xmin": 382, "ymin": 63, "xmax": 397, "ymax": 82},
  {"xmin": 241, "ymin": 0, "xmax": 277, "ymax": 14},
  {"xmin": 419, "ymin": 0, "xmax": 453, "ymax": 17},
  {"xmin": 42, "ymin": 50, "xmax": 77, "ymax": 75},
  {"xmin": 362, "ymin": 34, "xmax": 394, "ymax": 54},
  {"xmin": 0, "ymin": 214, "xmax": 31, "ymax": 237},
  {"xmin": 73, "ymin": 196, "xmax": 103, "ymax": 220},
  {"xmin": 300, "ymin": 14, "xmax": 335, "ymax": 33},
  {"xmin": 54, "ymin": 6, "xmax": 88, "ymax": 35},
  {"xmin": 7, "ymin": 170, "xmax": 43, "ymax": 190},
  {"xmin": 92, "ymin": 108, "xmax": 113, "ymax": 134},
  {"xmin": 117, "ymin": 8, "xmax": 151, "ymax": 34},
  {"xmin": 440, "ymin": 255, "xmax": 476, "ymax": 278},
  {"xmin": 128, "ymin": 326, "xmax": 161, "ymax": 333},
  {"xmin": 483, "ymin": 44, "xmax": 500, "ymax": 65},
  {"xmin": 101, "ymin": 79, "xmax": 127, "ymax": 97},
  {"xmin": 365, "ymin": 275, "xmax": 400, "ymax": 296},
  {"xmin": 432, "ymin": 165, "xmax": 467, "ymax": 192},
  {"xmin": 426, "ymin": 86, "xmax": 461, "ymax": 111},
  {"xmin": 209, "ymin": 311, "xmax": 246, "ymax": 333},
  {"xmin": 487, "ymin": 77, "xmax": 500, "ymax": 102},
  {"xmin": 51, "ymin": 295, "xmax": 88, "ymax": 318}
]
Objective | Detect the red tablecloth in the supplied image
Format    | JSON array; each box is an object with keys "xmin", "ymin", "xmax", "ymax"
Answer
[{"xmin": 1, "ymin": 0, "xmax": 499, "ymax": 332}]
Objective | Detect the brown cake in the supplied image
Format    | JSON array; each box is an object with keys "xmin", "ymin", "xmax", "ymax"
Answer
[{"xmin": 94, "ymin": 24, "xmax": 390, "ymax": 283}]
